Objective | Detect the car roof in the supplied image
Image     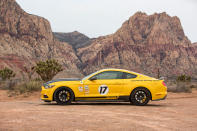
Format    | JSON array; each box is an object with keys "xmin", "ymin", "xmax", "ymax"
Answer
[
  {"xmin": 97, "ymin": 68, "xmax": 155, "ymax": 79},
  {"xmin": 98, "ymin": 68, "xmax": 137, "ymax": 74}
]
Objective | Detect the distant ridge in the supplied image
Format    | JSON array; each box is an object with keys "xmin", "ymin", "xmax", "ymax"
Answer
[{"xmin": 53, "ymin": 31, "xmax": 92, "ymax": 50}]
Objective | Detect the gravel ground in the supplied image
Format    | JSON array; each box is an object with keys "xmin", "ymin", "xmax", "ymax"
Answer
[{"xmin": 0, "ymin": 90, "xmax": 197, "ymax": 131}]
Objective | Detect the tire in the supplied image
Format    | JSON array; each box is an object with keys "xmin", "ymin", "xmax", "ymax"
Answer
[
  {"xmin": 54, "ymin": 87, "xmax": 74, "ymax": 105},
  {"xmin": 130, "ymin": 87, "xmax": 151, "ymax": 106}
]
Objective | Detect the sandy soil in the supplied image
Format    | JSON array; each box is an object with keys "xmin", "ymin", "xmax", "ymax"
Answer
[{"xmin": 0, "ymin": 90, "xmax": 197, "ymax": 131}]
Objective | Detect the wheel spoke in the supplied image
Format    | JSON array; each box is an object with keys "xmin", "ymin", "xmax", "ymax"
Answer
[
  {"xmin": 135, "ymin": 90, "xmax": 147, "ymax": 103},
  {"xmin": 57, "ymin": 89, "xmax": 72, "ymax": 103},
  {"xmin": 55, "ymin": 88, "xmax": 73, "ymax": 105}
]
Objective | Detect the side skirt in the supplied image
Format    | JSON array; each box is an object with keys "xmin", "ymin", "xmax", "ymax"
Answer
[{"xmin": 75, "ymin": 96, "xmax": 130, "ymax": 102}]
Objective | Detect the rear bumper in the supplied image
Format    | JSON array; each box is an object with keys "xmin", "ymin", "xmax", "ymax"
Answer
[{"xmin": 152, "ymin": 94, "xmax": 167, "ymax": 101}]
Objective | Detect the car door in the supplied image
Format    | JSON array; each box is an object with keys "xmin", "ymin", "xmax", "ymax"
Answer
[{"xmin": 83, "ymin": 71, "xmax": 124, "ymax": 97}]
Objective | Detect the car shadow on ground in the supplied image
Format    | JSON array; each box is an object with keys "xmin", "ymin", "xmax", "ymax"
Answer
[{"xmin": 40, "ymin": 102, "xmax": 166, "ymax": 107}]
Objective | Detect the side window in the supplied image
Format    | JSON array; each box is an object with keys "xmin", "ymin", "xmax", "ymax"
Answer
[
  {"xmin": 123, "ymin": 72, "xmax": 137, "ymax": 79},
  {"xmin": 91, "ymin": 71, "xmax": 123, "ymax": 80}
]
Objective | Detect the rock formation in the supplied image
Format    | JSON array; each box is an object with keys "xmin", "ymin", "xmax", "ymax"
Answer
[
  {"xmin": 0, "ymin": 0, "xmax": 81, "ymax": 79},
  {"xmin": 77, "ymin": 12, "xmax": 197, "ymax": 78}
]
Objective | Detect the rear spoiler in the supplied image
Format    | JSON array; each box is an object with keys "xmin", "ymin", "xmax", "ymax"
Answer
[{"xmin": 159, "ymin": 77, "xmax": 165, "ymax": 80}]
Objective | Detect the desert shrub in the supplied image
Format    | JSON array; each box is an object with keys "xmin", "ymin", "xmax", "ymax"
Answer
[
  {"xmin": 176, "ymin": 75, "xmax": 191, "ymax": 82},
  {"xmin": 175, "ymin": 75, "xmax": 192, "ymax": 93},
  {"xmin": 0, "ymin": 79, "xmax": 19, "ymax": 90},
  {"xmin": 0, "ymin": 67, "xmax": 15, "ymax": 81},
  {"xmin": 15, "ymin": 80, "xmax": 42, "ymax": 94},
  {"xmin": 190, "ymin": 85, "xmax": 195, "ymax": 88},
  {"xmin": 4, "ymin": 79, "xmax": 19, "ymax": 90},
  {"xmin": 190, "ymin": 84, "xmax": 197, "ymax": 89},
  {"xmin": 33, "ymin": 77, "xmax": 42, "ymax": 81},
  {"xmin": 34, "ymin": 59, "xmax": 63, "ymax": 82},
  {"xmin": 23, "ymin": 66, "xmax": 35, "ymax": 80},
  {"xmin": 176, "ymin": 82, "xmax": 192, "ymax": 93}
]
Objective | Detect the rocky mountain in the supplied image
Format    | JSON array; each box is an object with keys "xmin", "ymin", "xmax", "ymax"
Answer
[
  {"xmin": 53, "ymin": 31, "xmax": 92, "ymax": 50},
  {"xmin": 0, "ymin": 0, "xmax": 81, "ymax": 79},
  {"xmin": 77, "ymin": 12, "xmax": 197, "ymax": 78}
]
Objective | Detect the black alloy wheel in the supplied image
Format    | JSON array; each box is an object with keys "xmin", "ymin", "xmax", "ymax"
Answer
[
  {"xmin": 55, "ymin": 87, "xmax": 74, "ymax": 105},
  {"xmin": 130, "ymin": 88, "xmax": 150, "ymax": 106}
]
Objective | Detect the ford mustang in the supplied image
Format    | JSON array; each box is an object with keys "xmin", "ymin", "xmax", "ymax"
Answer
[{"xmin": 41, "ymin": 68, "xmax": 167, "ymax": 106}]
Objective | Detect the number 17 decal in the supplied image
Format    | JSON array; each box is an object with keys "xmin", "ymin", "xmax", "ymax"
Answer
[{"xmin": 98, "ymin": 85, "xmax": 109, "ymax": 95}]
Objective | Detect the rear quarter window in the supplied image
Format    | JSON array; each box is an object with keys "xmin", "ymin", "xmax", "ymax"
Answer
[{"xmin": 124, "ymin": 72, "xmax": 137, "ymax": 79}]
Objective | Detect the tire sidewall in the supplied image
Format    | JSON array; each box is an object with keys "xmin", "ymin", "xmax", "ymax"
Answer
[
  {"xmin": 54, "ymin": 87, "xmax": 74, "ymax": 105},
  {"xmin": 130, "ymin": 87, "xmax": 150, "ymax": 106}
]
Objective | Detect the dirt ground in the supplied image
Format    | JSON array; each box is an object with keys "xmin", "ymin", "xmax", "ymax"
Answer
[{"xmin": 0, "ymin": 90, "xmax": 197, "ymax": 131}]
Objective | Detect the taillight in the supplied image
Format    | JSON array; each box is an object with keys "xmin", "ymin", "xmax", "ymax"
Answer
[{"xmin": 162, "ymin": 81, "xmax": 166, "ymax": 87}]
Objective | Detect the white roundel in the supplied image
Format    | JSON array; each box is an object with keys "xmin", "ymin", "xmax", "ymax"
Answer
[{"xmin": 98, "ymin": 85, "xmax": 109, "ymax": 95}]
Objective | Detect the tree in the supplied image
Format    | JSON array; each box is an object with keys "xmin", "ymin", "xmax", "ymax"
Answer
[
  {"xmin": 34, "ymin": 59, "xmax": 63, "ymax": 81},
  {"xmin": 0, "ymin": 67, "xmax": 16, "ymax": 81}
]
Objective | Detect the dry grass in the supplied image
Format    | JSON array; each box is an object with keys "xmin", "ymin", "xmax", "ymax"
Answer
[
  {"xmin": 14, "ymin": 80, "xmax": 42, "ymax": 94},
  {"xmin": 167, "ymin": 81, "xmax": 197, "ymax": 93},
  {"xmin": 0, "ymin": 80, "xmax": 43, "ymax": 96}
]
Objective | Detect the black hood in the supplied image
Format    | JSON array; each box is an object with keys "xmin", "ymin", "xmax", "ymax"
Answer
[{"xmin": 44, "ymin": 78, "xmax": 81, "ymax": 85}]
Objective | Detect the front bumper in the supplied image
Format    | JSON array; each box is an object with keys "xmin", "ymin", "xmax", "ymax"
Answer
[{"xmin": 41, "ymin": 86, "xmax": 53, "ymax": 101}]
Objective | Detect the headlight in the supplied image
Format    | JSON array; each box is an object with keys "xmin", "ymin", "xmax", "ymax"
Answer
[{"xmin": 44, "ymin": 84, "xmax": 55, "ymax": 89}]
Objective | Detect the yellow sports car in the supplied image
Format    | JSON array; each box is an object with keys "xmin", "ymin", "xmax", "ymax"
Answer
[{"xmin": 41, "ymin": 68, "xmax": 167, "ymax": 106}]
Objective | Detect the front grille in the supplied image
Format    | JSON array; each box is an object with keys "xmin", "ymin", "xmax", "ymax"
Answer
[{"xmin": 44, "ymin": 95, "xmax": 48, "ymax": 98}]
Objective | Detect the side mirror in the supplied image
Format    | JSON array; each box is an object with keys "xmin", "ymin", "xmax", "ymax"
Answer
[{"xmin": 89, "ymin": 76, "xmax": 97, "ymax": 81}]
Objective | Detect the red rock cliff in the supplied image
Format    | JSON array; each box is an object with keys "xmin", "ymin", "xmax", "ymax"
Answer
[
  {"xmin": 0, "ymin": 0, "xmax": 81, "ymax": 78},
  {"xmin": 77, "ymin": 12, "xmax": 197, "ymax": 78}
]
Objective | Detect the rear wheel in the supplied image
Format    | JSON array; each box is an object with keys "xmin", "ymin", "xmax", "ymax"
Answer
[
  {"xmin": 54, "ymin": 87, "xmax": 74, "ymax": 105},
  {"xmin": 130, "ymin": 87, "xmax": 150, "ymax": 106}
]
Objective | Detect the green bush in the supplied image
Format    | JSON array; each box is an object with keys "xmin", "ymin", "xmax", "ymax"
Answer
[
  {"xmin": 175, "ymin": 74, "xmax": 192, "ymax": 93},
  {"xmin": 0, "ymin": 67, "xmax": 15, "ymax": 81},
  {"xmin": 176, "ymin": 75, "xmax": 191, "ymax": 82},
  {"xmin": 34, "ymin": 59, "xmax": 63, "ymax": 82}
]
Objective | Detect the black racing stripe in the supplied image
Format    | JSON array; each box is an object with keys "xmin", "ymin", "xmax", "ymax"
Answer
[
  {"xmin": 44, "ymin": 78, "xmax": 81, "ymax": 86},
  {"xmin": 76, "ymin": 97, "xmax": 109, "ymax": 99},
  {"xmin": 76, "ymin": 96, "xmax": 129, "ymax": 99},
  {"xmin": 75, "ymin": 96, "xmax": 130, "ymax": 102},
  {"xmin": 130, "ymin": 80, "xmax": 159, "ymax": 81}
]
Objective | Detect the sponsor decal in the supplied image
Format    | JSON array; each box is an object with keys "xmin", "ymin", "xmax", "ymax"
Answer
[
  {"xmin": 78, "ymin": 87, "xmax": 83, "ymax": 92},
  {"xmin": 98, "ymin": 85, "xmax": 109, "ymax": 95},
  {"xmin": 84, "ymin": 85, "xmax": 89, "ymax": 94}
]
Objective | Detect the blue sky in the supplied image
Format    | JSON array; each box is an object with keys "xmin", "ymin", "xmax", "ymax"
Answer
[{"xmin": 16, "ymin": 0, "xmax": 197, "ymax": 43}]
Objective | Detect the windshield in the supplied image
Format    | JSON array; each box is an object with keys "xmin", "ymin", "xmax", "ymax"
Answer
[{"xmin": 82, "ymin": 71, "xmax": 99, "ymax": 80}]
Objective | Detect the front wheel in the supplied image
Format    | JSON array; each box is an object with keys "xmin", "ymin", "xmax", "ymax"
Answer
[
  {"xmin": 54, "ymin": 87, "xmax": 74, "ymax": 105},
  {"xmin": 130, "ymin": 88, "xmax": 150, "ymax": 106}
]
